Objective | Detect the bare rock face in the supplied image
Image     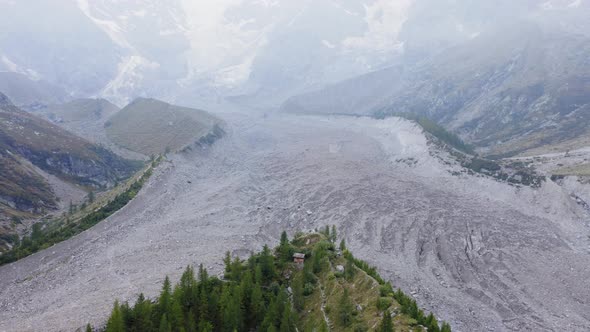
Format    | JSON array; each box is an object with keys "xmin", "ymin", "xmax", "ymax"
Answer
[
  {"xmin": 0, "ymin": 114, "xmax": 589, "ymax": 331},
  {"xmin": 0, "ymin": 92, "xmax": 12, "ymax": 108}
]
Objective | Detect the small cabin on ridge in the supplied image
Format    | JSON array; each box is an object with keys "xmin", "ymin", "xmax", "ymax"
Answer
[{"xmin": 293, "ymin": 253, "xmax": 305, "ymax": 264}]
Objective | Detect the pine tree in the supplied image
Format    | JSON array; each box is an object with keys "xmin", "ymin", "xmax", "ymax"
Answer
[
  {"xmin": 169, "ymin": 300, "xmax": 184, "ymax": 331},
  {"xmin": 85, "ymin": 324, "xmax": 93, "ymax": 332},
  {"xmin": 318, "ymin": 320, "xmax": 329, "ymax": 332},
  {"xmin": 223, "ymin": 251, "xmax": 232, "ymax": 279},
  {"xmin": 230, "ymin": 256, "xmax": 243, "ymax": 282},
  {"xmin": 250, "ymin": 282, "xmax": 265, "ymax": 325},
  {"xmin": 426, "ymin": 312, "xmax": 440, "ymax": 332},
  {"xmin": 441, "ymin": 322, "xmax": 452, "ymax": 332},
  {"xmin": 278, "ymin": 231, "xmax": 293, "ymax": 262},
  {"xmin": 121, "ymin": 301, "xmax": 133, "ymax": 326},
  {"xmin": 197, "ymin": 284, "xmax": 209, "ymax": 323},
  {"xmin": 106, "ymin": 300, "xmax": 125, "ymax": 332},
  {"xmin": 339, "ymin": 238, "xmax": 346, "ymax": 252},
  {"xmin": 88, "ymin": 190, "xmax": 95, "ymax": 203},
  {"xmin": 330, "ymin": 225, "xmax": 337, "ymax": 243},
  {"xmin": 133, "ymin": 293, "xmax": 152, "ymax": 331},
  {"xmin": 279, "ymin": 304, "xmax": 295, "ymax": 332},
  {"xmin": 220, "ymin": 285, "xmax": 242, "ymax": 332},
  {"xmin": 338, "ymin": 289, "xmax": 354, "ymax": 326},
  {"xmin": 198, "ymin": 320, "xmax": 214, "ymax": 332},
  {"xmin": 323, "ymin": 225, "xmax": 330, "ymax": 238},
  {"xmin": 240, "ymin": 269, "xmax": 254, "ymax": 324},
  {"xmin": 344, "ymin": 255, "xmax": 355, "ymax": 280},
  {"xmin": 409, "ymin": 300, "xmax": 419, "ymax": 318},
  {"xmin": 159, "ymin": 314, "xmax": 171, "ymax": 332},
  {"xmin": 280, "ymin": 231, "xmax": 289, "ymax": 247},
  {"xmin": 157, "ymin": 276, "xmax": 173, "ymax": 324},
  {"xmin": 254, "ymin": 264, "xmax": 263, "ymax": 285},
  {"xmin": 259, "ymin": 245, "xmax": 275, "ymax": 282},
  {"xmin": 179, "ymin": 265, "xmax": 196, "ymax": 309},
  {"xmin": 186, "ymin": 315, "xmax": 197, "ymax": 332},
  {"xmin": 379, "ymin": 310, "xmax": 394, "ymax": 332},
  {"xmin": 261, "ymin": 295, "xmax": 279, "ymax": 331}
]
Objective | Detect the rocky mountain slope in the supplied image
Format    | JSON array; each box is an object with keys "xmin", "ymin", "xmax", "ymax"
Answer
[
  {"xmin": 0, "ymin": 72, "xmax": 68, "ymax": 107},
  {"xmin": 282, "ymin": 18, "xmax": 590, "ymax": 157},
  {"xmin": 105, "ymin": 98, "xmax": 224, "ymax": 156},
  {"xmin": 0, "ymin": 93, "xmax": 138, "ymax": 248},
  {"xmin": 1, "ymin": 113, "xmax": 588, "ymax": 331}
]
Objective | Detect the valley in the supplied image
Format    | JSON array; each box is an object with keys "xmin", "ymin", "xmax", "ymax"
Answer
[{"xmin": 1, "ymin": 112, "xmax": 589, "ymax": 331}]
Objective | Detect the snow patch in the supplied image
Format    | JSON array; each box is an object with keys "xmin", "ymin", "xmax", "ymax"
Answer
[
  {"xmin": 76, "ymin": 0, "xmax": 132, "ymax": 49},
  {"xmin": 1, "ymin": 55, "xmax": 42, "ymax": 80},
  {"xmin": 100, "ymin": 56, "xmax": 160, "ymax": 105}
]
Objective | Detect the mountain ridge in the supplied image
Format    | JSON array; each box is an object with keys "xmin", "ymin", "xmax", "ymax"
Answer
[{"xmin": 282, "ymin": 20, "xmax": 590, "ymax": 157}]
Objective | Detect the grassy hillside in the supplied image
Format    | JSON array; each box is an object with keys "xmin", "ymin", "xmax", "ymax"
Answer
[
  {"xmin": 95, "ymin": 231, "xmax": 451, "ymax": 332},
  {"xmin": 0, "ymin": 93, "xmax": 140, "ymax": 251},
  {"xmin": 105, "ymin": 98, "xmax": 223, "ymax": 156}
]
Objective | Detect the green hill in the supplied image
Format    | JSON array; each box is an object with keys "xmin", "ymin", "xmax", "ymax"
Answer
[
  {"xmin": 105, "ymin": 98, "xmax": 223, "ymax": 156},
  {"xmin": 96, "ymin": 230, "xmax": 451, "ymax": 332}
]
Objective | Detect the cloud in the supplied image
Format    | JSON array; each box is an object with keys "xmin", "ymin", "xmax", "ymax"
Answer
[
  {"xmin": 341, "ymin": 0, "xmax": 413, "ymax": 53},
  {"xmin": 180, "ymin": 0, "xmax": 269, "ymax": 82}
]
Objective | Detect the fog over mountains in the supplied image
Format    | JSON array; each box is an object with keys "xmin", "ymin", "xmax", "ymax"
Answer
[
  {"xmin": 0, "ymin": 0, "xmax": 408, "ymax": 106},
  {"xmin": 1, "ymin": 1, "xmax": 590, "ymax": 332},
  {"xmin": 3, "ymin": 0, "xmax": 584, "ymax": 109}
]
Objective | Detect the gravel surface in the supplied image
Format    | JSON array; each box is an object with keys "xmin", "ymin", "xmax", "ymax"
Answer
[{"xmin": 0, "ymin": 113, "xmax": 589, "ymax": 331}]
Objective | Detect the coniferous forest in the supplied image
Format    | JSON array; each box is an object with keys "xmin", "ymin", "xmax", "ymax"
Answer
[{"xmin": 96, "ymin": 228, "xmax": 451, "ymax": 332}]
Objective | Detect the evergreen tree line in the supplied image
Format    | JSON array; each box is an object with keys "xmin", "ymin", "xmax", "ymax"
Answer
[
  {"xmin": 0, "ymin": 160, "xmax": 158, "ymax": 266},
  {"xmin": 97, "ymin": 230, "xmax": 451, "ymax": 332},
  {"xmin": 99, "ymin": 242, "xmax": 298, "ymax": 332},
  {"xmin": 379, "ymin": 112, "xmax": 474, "ymax": 154}
]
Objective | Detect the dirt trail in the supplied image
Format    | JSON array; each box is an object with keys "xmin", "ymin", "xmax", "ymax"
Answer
[{"xmin": 0, "ymin": 113, "xmax": 589, "ymax": 331}]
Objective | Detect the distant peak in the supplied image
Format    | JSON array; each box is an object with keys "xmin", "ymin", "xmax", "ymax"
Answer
[
  {"xmin": 126, "ymin": 97, "xmax": 167, "ymax": 107},
  {"xmin": 0, "ymin": 92, "xmax": 14, "ymax": 108}
]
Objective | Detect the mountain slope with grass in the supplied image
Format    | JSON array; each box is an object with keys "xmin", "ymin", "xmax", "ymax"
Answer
[
  {"xmin": 0, "ymin": 92, "xmax": 139, "ymax": 250},
  {"xmin": 105, "ymin": 98, "xmax": 224, "ymax": 156},
  {"xmin": 96, "ymin": 231, "xmax": 451, "ymax": 332}
]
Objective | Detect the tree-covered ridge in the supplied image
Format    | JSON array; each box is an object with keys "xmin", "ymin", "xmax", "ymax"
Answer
[
  {"xmin": 97, "ymin": 229, "xmax": 451, "ymax": 332},
  {"xmin": 376, "ymin": 112, "xmax": 474, "ymax": 155}
]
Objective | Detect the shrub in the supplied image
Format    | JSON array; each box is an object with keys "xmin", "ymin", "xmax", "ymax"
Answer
[{"xmin": 376, "ymin": 297, "xmax": 392, "ymax": 311}]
